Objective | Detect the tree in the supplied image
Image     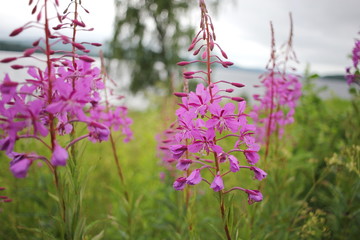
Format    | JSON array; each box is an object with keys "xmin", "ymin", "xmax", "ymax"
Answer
[{"xmin": 110, "ymin": 0, "xmax": 217, "ymax": 94}]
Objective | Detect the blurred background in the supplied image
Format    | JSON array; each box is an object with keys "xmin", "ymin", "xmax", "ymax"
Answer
[{"xmin": 0, "ymin": 0, "xmax": 359, "ymax": 109}]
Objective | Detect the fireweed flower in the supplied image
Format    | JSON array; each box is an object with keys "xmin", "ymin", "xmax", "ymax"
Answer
[
  {"xmin": 346, "ymin": 37, "xmax": 360, "ymax": 86},
  {"xmin": 51, "ymin": 142, "xmax": 68, "ymax": 166},
  {"xmin": 0, "ymin": 0, "xmax": 132, "ymax": 178},
  {"xmin": 8, "ymin": 152, "xmax": 38, "ymax": 178},
  {"xmin": 159, "ymin": 0, "xmax": 266, "ymax": 204},
  {"xmin": 250, "ymin": 16, "xmax": 301, "ymax": 155}
]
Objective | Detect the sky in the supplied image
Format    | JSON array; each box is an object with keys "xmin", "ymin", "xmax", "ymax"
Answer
[{"xmin": 0, "ymin": 0, "xmax": 359, "ymax": 75}]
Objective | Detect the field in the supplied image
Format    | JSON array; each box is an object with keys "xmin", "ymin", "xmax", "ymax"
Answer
[{"xmin": 1, "ymin": 78, "xmax": 359, "ymax": 239}]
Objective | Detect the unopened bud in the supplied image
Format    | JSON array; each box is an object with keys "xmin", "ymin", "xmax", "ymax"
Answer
[
  {"xmin": 1, "ymin": 57, "xmax": 17, "ymax": 63},
  {"xmin": 11, "ymin": 65, "xmax": 24, "ymax": 70},
  {"xmin": 32, "ymin": 39, "xmax": 40, "ymax": 47},
  {"xmin": 221, "ymin": 50, "xmax": 228, "ymax": 59},
  {"xmin": 183, "ymin": 71, "xmax": 195, "ymax": 76},
  {"xmin": 225, "ymin": 88, "xmax": 234, "ymax": 93},
  {"xmin": 91, "ymin": 42, "xmax": 102, "ymax": 47},
  {"xmin": 23, "ymin": 48, "xmax": 36, "ymax": 57},
  {"xmin": 210, "ymin": 39, "xmax": 214, "ymax": 51},
  {"xmin": 79, "ymin": 55, "xmax": 95, "ymax": 62},
  {"xmin": 201, "ymin": 49, "xmax": 207, "ymax": 59},
  {"xmin": 231, "ymin": 97, "xmax": 245, "ymax": 102},
  {"xmin": 72, "ymin": 19, "xmax": 86, "ymax": 27},
  {"xmin": 31, "ymin": 5, "xmax": 37, "ymax": 15},
  {"xmin": 173, "ymin": 92, "xmax": 188, "ymax": 97},
  {"xmin": 177, "ymin": 61, "xmax": 190, "ymax": 66},
  {"xmin": 9, "ymin": 27, "xmax": 24, "ymax": 37},
  {"xmin": 188, "ymin": 42, "xmax": 196, "ymax": 51},
  {"xmin": 231, "ymin": 82, "xmax": 245, "ymax": 88},
  {"xmin": 37, "ymin": 11, "xmax": 42, "ymax": 21},
  {"xmin": 73, "ymin": 42, "xmax": 86, "ymax": 50}
]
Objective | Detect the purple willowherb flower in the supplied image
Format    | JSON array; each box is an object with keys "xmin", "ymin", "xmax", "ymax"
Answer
[
  {"xmin": 210, "ymin": 175, "xmax": 224, "ymax": 192},
  {"xmin": 228, "ymin": 155, "xmax": 240, "ymax": 172},
  {"xmin": 186, "ymin": 169, "xmax": 202, "ymax": 185},
  {"xmin": 173, "ymin": 177, "xmax": 187, "ymax": 190},
  {"xmin": 169, "ymin": 144, "xmax": 188, "ymax": 160},
  {"xmin": 88, "ymin": 121, "xmax": 110, "ymax": 143},
  {"xmin": 0, "ymin": 0, "xmax": 132, "ymax": 179},
  {"xmin": 246, "ymin": 190, "xmax": 263, "ymax": 205},
  {"xmin": 51, "ymin": 143, "xmax": 68, "ymax": 166},
  {"xmin": 206, "ymin": 102, "xmax": 239, "ymax": 133},
  {"xmin": 243, "ymin": 136, "xmax": 261, "ymax": 165},
  {"xmin": 346, "ymin": 37, "xmax": 360, "ymax": 86},
  {"xmin": 250, "ymin": 166, "xmax": 267, "ymax": 181},
  {"xmin": 8, "ymin": 153, "xmax": 34, "ymax": 178},
  {"xmin": 159, "ymin": 0, "xmax": 265, "ymax": 207},
  {"xmin": 250, "ymin": 16, "xmax": 302, "ymax": 148},
  {"xmin": 176, "ymin": 159, "xmax": 193, "ymax": 171}
]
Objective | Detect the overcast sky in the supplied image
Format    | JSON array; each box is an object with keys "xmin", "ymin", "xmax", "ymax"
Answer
[{"xmin": 0, "ymin": 0, "xmax": 359, "ymax": 75}]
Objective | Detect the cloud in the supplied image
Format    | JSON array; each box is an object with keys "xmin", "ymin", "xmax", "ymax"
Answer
[
  {"xmin": 212, "ymin": 0, "xmax": 360, "ymax": 74},
  {"xmin": 1, "ymin": 0, "xmax": 359, "ymax": 74}
]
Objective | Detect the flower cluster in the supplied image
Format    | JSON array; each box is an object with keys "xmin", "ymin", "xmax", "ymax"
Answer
[
  {"xmin": 250, "ymin": 18, "xmax": 301, "ymax": 145},
  {"xmin": 0, "ymin": 0, "xmax": 131, "ymax": 178},
  {"xmin": 159, "ymin": 0, "xmax": 265, "ymax": 204},
  {"xmin": 250, "ymin": 73, "xmax": 302, "ymax": 143},
  {"xmin": 346, "ymin": 37, "xmax": 360, "ymax": 86}
]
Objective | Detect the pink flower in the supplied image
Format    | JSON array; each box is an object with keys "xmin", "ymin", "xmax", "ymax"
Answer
[
  {"xmin": 250, "ymin": 167, "xmax": 267, "ymax": 180},
  {"xmin": 210, "ymin": 175, "xmax": 224, "ymax": 192},
  {"xmin": 176, "ymin": 159, "xmax": 193, "ymax": 171},
  {"xmin": 245, "ymin": 190, "xmax": 263, "ymax": 205},
  {"xmin": 228, "ymin": 155, "xmax": 240, "ymax": 172},
  {"xmin": 51, "ymin": 143, "xmax": 68, "ymax": 166},
  {"xmin": 88, "ymin": 121, "xmax": 110, "ymax": 142},
  {"xmin": 169, "ymin": 144, "xmax": 188, "ymax": 160},
  {"xmin": 206, "ymin": 102, "xmax": 238, "ymax": 133},
  {"xmin": 173, "ymin": 177, "xmax": 187, "ymax": 190},
  {"xmin": 186, "ymin": 169, "xmax": 202, "ymax": 185},
  {"xmin": 9, "ymin": 153, "xmax": 33, "ymax": 178},
  {"xmin": 188, "ymin": 129, "xmax": 222, "ymax": 154}
]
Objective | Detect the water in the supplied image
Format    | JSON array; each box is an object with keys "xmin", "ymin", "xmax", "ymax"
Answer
[{"xmin": 0, "ymin": 50, "xmax": 351, "ymax": 110}]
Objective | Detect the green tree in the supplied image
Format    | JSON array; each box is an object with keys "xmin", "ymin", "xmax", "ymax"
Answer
[{"xmin": 110, "ymin": 0, "xmax": 217, "ymax": 94}]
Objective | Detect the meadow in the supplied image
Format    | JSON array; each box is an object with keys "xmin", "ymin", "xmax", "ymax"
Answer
[
  {"xmin": 0, "ymin": 0, "xmax": 359, "ymax": 239},
  {"xmin": 1, "ymin": 77, "xmax": 359, "ymax": 239}
]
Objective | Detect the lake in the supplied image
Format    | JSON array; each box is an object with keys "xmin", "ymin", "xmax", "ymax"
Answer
[{"xmin": 0, "ymin": 50, "xmax": 351, "ymax": 110}]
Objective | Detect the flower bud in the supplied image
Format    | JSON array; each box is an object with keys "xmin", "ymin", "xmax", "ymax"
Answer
[
  {"xmin": 177, "ymin": 61, "xmax": 190, "ymax": 66},
  {"xmin": 79, "ymin": 55, "xmax": 95, "ymax": 62},
  {"xmin": 173, "ymin": 92, "xmax": 188, "ymax": 97},
  {"xmin": 1, "ymin": 57, "xmax": 17, "ymax": 63},
  {"xmin": 9, "ymin": 27, "xmax": 24, "ymax": 37},
  {"xmin": 23, "ymin": 48, "xmax": 36, "ymax": 57},
  {"xmin": 11, "ymin": 65, "xmax": 24, "ymax": 70},
  {"xmin": 231, "ymin": 82, "xmax": 245, "ymax": 88},
  {"xmin": 231, "ymin": 97, "xmax": 245, "ymax": 102},
  {"xmin": 72, "ymin": 19, "xmax": 86, "ymax": 27}
]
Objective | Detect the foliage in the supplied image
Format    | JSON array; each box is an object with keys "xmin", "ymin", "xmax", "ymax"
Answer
[{"xmin": 110, "ymin": 0, "xmax": 218, "ymax": 94}]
